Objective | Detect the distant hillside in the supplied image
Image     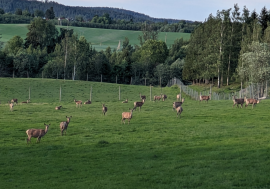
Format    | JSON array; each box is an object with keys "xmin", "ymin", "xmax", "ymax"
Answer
[{"xmin": 0, "ymin": 0, "xmax": 189, "ymax": 24}]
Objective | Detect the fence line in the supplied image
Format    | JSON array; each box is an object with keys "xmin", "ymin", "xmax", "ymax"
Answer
[{"xmin": 167, "ymin": 78, "xmax": 268, "ymax": 100}]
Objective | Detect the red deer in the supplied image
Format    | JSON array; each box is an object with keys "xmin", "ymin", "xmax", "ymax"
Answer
[
  {"xmin": 154, "ymin": 95, "xmax": 161, "ymax": 102},
  {"xmin": 140, "ymin": 93, "xmax": 146, "ymax": 101},
  {"xmin": 133, "ymin": 99, "xmax": 145, "ymax": 111},
  {"xmin": 200, "ymin": 93, "xmax": 211, "ymax": 103},
  {"xmin": 176, "ymin": 94, "xmax": 181, "ymax": 101},
  {"xmin": 122, "ymin": 99, "xmax": 128, "ymax": 103},
  {"xmin": 55, "ymin": 105, "xmax": 62, "ymax": 110},
  {"xmin": 173, "ymin": 98, "xmax": 184, "ymax": 111},
  {"xmin": 162, "ymin": 94, "xmax": 167, "ymax": 101},
  {"xmin": 60, "ymin": 116, "xmax": 72, "ymax": 136},
  {"xmin": 244, "ymin": 97, "xmax": 260, "ymax": 109},
  {"xmin": 9, "ymin": 101, "xmax": 14, "ymax": 111},
  {"xmin": 121, "ymin": 108, "xmax": 133, "ymax": 125},
  {"xmin": 74, "ymin": 99, "xmax": 82, "ymax": 108},
  {"xmin": 26, "ymin": 123, "xmax": 50, "ymax": 143},
  {"xmin": 176, "ymin": 106, "xmax": 183, "ymax": 118},
  {"xmin": 11, "ymin": 98, "xmax": 18, "ymax": 104},
  {"xmin": 102, "ymin": 104, "xmax": 107, "ymax": 115},
  {"xmin": 232, "ymin": 96, "xmax": 244, "ymax": 108},
  {"xmin": 84, "ymin": 100, "xmax": 91, "ymax": 104},
  {"xmin": 21, "ymin": 99, "xmax": 30, "ymax": 104}
]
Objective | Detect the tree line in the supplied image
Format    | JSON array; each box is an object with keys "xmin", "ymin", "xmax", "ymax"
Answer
[
  {"xmin": 183, "ymin": 4, "xmax": 270, "ymax": 88},
  {"xmin": 0, "ymin": 17, "xmax": 187, "ymax": 86}
]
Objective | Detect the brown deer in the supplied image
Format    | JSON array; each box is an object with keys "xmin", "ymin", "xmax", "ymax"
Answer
[
  {"xmin": 162, "ymin": 94, "xmax": 167, "ymax": 101},
  {"xmin": 140, "ymin": 93, "xmax": 146, "ymax": 101},
  {"xmin": 26, "ymin": 123, "xmax": 50, "ymax": 143},
  {"xmin": 122, "ymin": 99, "xmax": 128, "ymax": 103},
  {"xmin": 173, "ymin": 98, "xmax": 184, "ymax": 111},
  {"xmin": 121, "ymin": 108, "xmax": 133, "ymax": 125},
  {"xmin": 154, "ymin": 95, "xmax": 161, "ymax": 102},
  {"xmin": 244, "ymin": 97, "xmax": 260, "ymax": 109},
  {"xmin": 133, "ymin": 99, "xmax": 145, "ymax": 111},
  {"xmin": 9, "ymin": 101, "xmax": 14, "ymax": 111},
  {"xmin": 21, "ymin": 99, "xmax": 30, "ymax": 104},
  {"xmin": 176, "ymin": 106, "xmax": 183, "ymax": 118},
  {"xmin": 74, "ymin": 99, "xmax": 82, "ymax": 108},
  {"xmin": 102, "ymin": 104, "xmax": 108, "ymax": 115},
  {"xmin": 232, "ymin": 96, "xmax": 244, "ymax": 108},
  {"xmin": 55, "ymin": 105, "xmax": 62, "ymax": 110},
  {"xmin": 11, "ymin": 98, "xmax": 18, "ymax": 104},
  {"xmin": 60, "ymin": 116, "xmax": 72, "ymax": 136},
  {"xmin": 84, "ymin": 100, "xmax": 91, "ymax": 104},
  {"xmin": 200, "ymin": 93, "xmax": 211, "ymax": 103}
]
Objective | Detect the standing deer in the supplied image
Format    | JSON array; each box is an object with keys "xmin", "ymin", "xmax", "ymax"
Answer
[
  {"xmin": 244, "ymin": 97, "xmax": 260, "ymax": 109},
  {"xmin": 176, "ymin": 106, "xmax": 183, "ymax": 118},
  {"xmin": 173, "ymin": 98, "xmax": 184, "ymax": 111},
  {"xmin": 121, "ymin": 108, "xmax": 133, "ymax": 125},
  {"xmin": 199, "ymin": 93, "xmax": 211, "ymax": 103},
  {"xmin": 232, "ymin": 96, "xmax": 244, "ymax": 108},
  {"xmin": 26, "ymin": 123, "xmax": 50, "ymax": 143},
  {"xmin": 162, "ymin": 94, "xmax": 167, "ymax": 101},
  {"xmin": 60, "ymin": 116, "xmax": 72, "ymax": 136},
  {"xmin": 55, "ymin": 105, "xmax": 62, "ymax": 110},
  {"xmin": 102, "ymin": 104, "xmax": 108, "ymax": 115},
  {"xmin": 9, "ymin": 101, "xmax": 14, "ymax": 111},
  {"xmin": 11, "ymin": 98, "xmax": 18, "ymax": 104},
  {"xmin": 140, "ymin": 93, "xmax": 146, "ymax": 101},
  {"xmin": 133, "ymin": 99, "xmax": 145, "ymax": 111},
  {"xmin": 84, "ymin": 100, "xmax": 91, "ymax": 104},
  {"xmin": 122, "ymin": 99, "xmax": 128, "ymax": 103},
  {"xmin": 153, "ymin": 95, "xmax": 161, "ymax": 102},
  {"xmin": 74, "ymin": 99, "xmax": 82, "ymax": 108}
]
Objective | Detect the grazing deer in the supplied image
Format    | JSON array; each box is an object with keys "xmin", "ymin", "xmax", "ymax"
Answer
[
  {"xmin": 121, "ymin": 108, "xmax": 133, "ymax": 125},
  {"xmin": 133, "ymin": 99, "xmax": 145, "ymax": 111},
  {"xmin": 84, "ymin": 100, "xmax": 91, "ymax": 104},
  {"xmin": 11, "ymin": 98, "xmax": 18, "ymax": 104},
  {"xmin": 140, "ymin": 93, "xmax": 146, "ymax": 101},
  {"xmin": 232, "ymin": 96, "xmax": 244, "ymax": 108},
  {"xmin": 173, "ymin": 98, "xmax": 185, "ymax": 111},
  {"xmin": 102, "ymin": 104, "xmax": 108, "ymax": 115},
  {"xmin": 244, "ymin": 97, "xmax": 260, "ymax": 109},
  {"xmin": 176, "ymin": 94, "xmax": 181, "ymax": 101},
  {"xmin": 55, "ymin": 105, "xmax": 62, "ymax": 110},
  {"xmin": 9, "ymin": 101, "xmax": 14, "ymax": 111},
  {"xmin": 199, "ymin": 93, "xmax": 211, "ymax": 103},
  {"xmin": 60, "ymin": 116, "xmax": 72, "ymax": 136},
  {"xmin": 74, "ymin": 99, "xmax": 82, "ymax": 108},
  {"xmin": 21, "ymin": 99, "xmax": 30, "ymax": 104},
  {"xmin": 26, "ymin": 123, "xmax": 50, "ymax": 143},
  {"xmin": 154, "ymin": 95, "xmax": 161, "ymax": 102},
  {"xmin": 162, "ymin": 94, "xmax": 167, "ymax": 101},
  {"xmin": 176, "ymin": 106, "xmax": 183, "ymax": 118},
  {"xmin": 122, "ymin": 99, "xmax": 128, "ymax": 103}
]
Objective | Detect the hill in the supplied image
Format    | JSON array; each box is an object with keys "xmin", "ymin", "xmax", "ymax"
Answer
[
  {"xmin": 0, "ymin": 77, "xmax": 270, "ymax": 188},
  {"xmin": 0, "ymin": 24, "xmax": 191, "ymax": 51}
]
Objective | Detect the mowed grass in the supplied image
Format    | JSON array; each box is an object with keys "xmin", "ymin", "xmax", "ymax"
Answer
[
  {"xmin": 0, "ymin": 24, "xmax": 190, "ymax": 51},
  {"xmin": 1, "ymin": 78, "xmax": 270, "ymax": 188}
]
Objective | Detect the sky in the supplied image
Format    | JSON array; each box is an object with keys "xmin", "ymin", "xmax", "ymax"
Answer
[{"xmin": 52, "ymin": 0, "xmax": 270, "ymax": 22}]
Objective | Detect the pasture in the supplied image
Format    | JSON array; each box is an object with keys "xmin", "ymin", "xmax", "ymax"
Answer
[
  {"xmin": 0, "ymin": 24, "xmax": 190, "ymax": 51},
  {"xmin": 0, "ymin": 78, "xmax": 270, "ymax": 188}
]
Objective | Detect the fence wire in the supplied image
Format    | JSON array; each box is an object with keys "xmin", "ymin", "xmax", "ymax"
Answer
[{"xmin": 167, "ymin": 78, "xmax": 268, "ymax": 100}]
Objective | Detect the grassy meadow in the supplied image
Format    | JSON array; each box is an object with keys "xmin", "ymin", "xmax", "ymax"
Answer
[
  {"xmin": 0, "ymin": 24, "xmax": 190, "ymax": 51},
  {"xmin": 0, "ymin": 77, "xmax": 270, "ymax": 188}
]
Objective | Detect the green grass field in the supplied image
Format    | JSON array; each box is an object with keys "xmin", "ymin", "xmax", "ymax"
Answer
[
  {"xmin": 0, "ymin": 77, "xmax": 270, "ymax": 188},
  {"xmin": 0, "ymin": 24, "xmax": 190, "ymax": 51}
]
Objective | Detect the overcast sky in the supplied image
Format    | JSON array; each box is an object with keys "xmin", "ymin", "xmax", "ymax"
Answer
[{"xmin": 52, "ymin": 0, "xmax": 270, "ymax": 22}]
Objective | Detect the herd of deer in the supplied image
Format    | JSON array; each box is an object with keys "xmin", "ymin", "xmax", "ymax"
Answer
[{"xmin": 8, "ymin": 89, "xmax": 262, "ymax": 144}]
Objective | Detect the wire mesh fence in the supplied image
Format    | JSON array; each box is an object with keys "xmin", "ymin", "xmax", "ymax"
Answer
[{"xmin": 167, "ymin": 78, "xmax": 268, "ymax": 100}]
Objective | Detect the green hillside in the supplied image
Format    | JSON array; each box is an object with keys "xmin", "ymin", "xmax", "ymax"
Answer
[
  {"xmin": 0, "ymin": 24, "xmax": 190, "ymax": 51},
  {"xmin": 0, "ymin": 77, "xmax": 270, "ymax": 188}
]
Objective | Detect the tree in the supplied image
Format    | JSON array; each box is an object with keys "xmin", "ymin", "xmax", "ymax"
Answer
[
  {"xmin": 4, "ymin": 36, "xmax": 24, "ymax": 56},
  {"xmin": 0, "ymin": 8, "xmax": 5, "ymax": 14},
  {"xmin": 138, "ymin": 22, "xmax": 159, "ymax": 45},
  {"xmin": 45, "ymin": 7, "xmax": 55, "ymax": 19},
  {"xmin": 34, "ymin": 10, "xmax": 45, "ymax": 17},
  {"xmin": 15, "ymin": 9, "xmax": 22, "ymax": 15},
  {"xmin": 259, "ymin": 6, "xmax": 269, "ymax": 34},
  {"xmin": 22, "ymin": 9, "xmax": 31, "ymax": 17}
]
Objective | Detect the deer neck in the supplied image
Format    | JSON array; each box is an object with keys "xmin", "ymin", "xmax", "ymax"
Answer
[{"xmin": 45, "ymin": 126, "xmax": 49, "ymax": 134}]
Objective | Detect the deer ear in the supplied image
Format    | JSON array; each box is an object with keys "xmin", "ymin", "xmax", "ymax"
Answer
[
  {"xmin": 70, "ymin": 116, "xmax": 72, "ymax": 118},
  {"xmin": 49, "ymin": 124, "xmax": 51, "ymax": 126},
  {"xmin": 66, "ymin": 116, "xmax": 67, "ymax": 118},
  {"xmin": 44, "ymin": 123, "xmax": 46, "ymax": 125}
]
